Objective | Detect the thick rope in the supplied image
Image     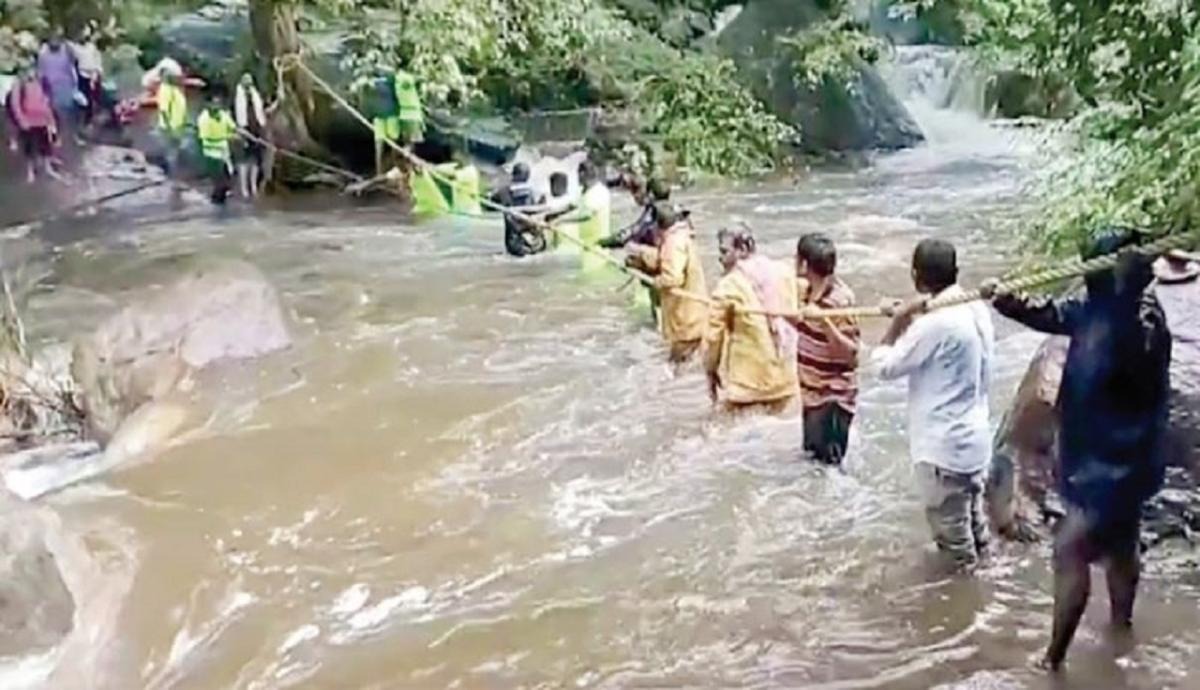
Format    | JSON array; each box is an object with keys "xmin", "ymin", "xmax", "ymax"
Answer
[
  {"xmin": 273, "ymin": 53, "xmax": 1199, "ymax": 322},
  {"xmin": 3, "ymin": 179, "xmax": 167, "ymax": 233},
  {"xmin": 237, "ymin": 127, "xmax": 365, "ymax": 184}
]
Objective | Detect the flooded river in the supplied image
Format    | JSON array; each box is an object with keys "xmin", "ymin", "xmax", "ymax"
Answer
[{"xmin": 6, "ymin": 51, "xmax": 1200, "ymax": 690}]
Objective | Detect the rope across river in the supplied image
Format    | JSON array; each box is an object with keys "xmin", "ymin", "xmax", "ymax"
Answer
[{"xmin": 272, "ymin": 53, "xmax": 1199, "ymax": 321}]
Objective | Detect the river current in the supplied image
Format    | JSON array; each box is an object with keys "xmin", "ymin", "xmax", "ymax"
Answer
[{"xmin": 4, "ymin": 48, "xmax": 1200, "ymax": 690}]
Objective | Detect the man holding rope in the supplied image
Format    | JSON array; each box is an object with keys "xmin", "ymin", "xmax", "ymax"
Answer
[
  {"xmin": 873, "ymin": 239, "xmax": 995, "ymax": 569},
  {"xmin": 982, "ymin": 228, "xmax": 1172, "ymax": 671},
  {"xmin": 704, "ymin": 225, "xmax": 798, "ymax": 413},
  {"xmin": 795, "ymin": 233, "xmax": 861, "ymax": 466},
  {"xmin": 627, "ymin": 204, "xmax": 707, "ymax": 364}
]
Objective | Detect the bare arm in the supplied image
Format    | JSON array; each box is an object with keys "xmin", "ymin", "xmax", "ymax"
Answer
[{"xmin": 822, "ymin": 317, "xmax": 860, "ymax": 362}]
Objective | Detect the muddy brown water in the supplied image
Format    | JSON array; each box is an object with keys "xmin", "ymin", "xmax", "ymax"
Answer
[{"xmin": 5, "ymin": 126, "xmax": 1200, "ymax": 689}]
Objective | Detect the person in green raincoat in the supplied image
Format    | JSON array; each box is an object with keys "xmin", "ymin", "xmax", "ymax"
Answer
[{"xmin": 370, "ymin": 63, "xmax": 425, "ymax": 176}]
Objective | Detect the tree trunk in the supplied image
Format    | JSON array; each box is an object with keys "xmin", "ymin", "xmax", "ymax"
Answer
[{"xmin": 248, "ymin": 0, "xmax": 324, "ymax": 156}]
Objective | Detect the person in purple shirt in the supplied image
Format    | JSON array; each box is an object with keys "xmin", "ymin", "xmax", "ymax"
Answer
[{"xmin": 37, "ymin": 28, "xmax": 79, "ymax": 134}]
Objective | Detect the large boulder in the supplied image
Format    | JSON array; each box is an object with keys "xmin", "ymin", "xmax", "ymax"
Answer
[
  {"xmin": 989, "ymin": 276, "xmax": 1200, "ymax": 543},
  {"xmin": 71, "ymin": 259, "xmax": 291, "ymax": 441},
  {"xmin": 0, "ymin": 490, "xmax": 75, "ymax": 658},
  {"xmin": 717, "ymin": 0, "xmax": 925, "ymax": 152}
]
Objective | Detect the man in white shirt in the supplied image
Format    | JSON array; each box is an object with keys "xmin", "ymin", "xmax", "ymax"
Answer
[{"xmin": 872, "ymin": 239, "xmax": 995, "ymax": 568}]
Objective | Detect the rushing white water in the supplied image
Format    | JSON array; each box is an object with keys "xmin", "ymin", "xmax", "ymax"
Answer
[{"xmin": 882, "ymin": 45, "xmax": 997, "ymax": 147}]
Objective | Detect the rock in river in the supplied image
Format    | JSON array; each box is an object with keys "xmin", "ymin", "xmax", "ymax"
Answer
[
  {"xmin": 717, "ymin": 0, "xmax": 925, "ymax": 152},
  {"xmin": 989, "ymin": 276, "xmax": 1200, "ymax": 543},
  {"xmin": 72, "ymin": 258, "xmax": 292, "ymax": 442}
]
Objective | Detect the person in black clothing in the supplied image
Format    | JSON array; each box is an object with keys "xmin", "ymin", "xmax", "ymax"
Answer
[
  {"xmin": 492, "ymin": 163, "xmax": 548, "ymax": 257},
  {"xmin": 982, "ymin": 227, "xmax": 1172, "ymax": 671},
  {"xmin": 599, "ymin": 177, "xmax": 674, "ymax": 249}
]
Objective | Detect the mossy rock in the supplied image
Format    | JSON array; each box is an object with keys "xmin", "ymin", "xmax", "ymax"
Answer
[{"xmin": 718, "ymin": 0, "xmax": 924, "ymax": 152}]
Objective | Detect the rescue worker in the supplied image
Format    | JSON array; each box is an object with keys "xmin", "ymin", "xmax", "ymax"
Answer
[
  {"xmin": 704, "ymin": 225, "xmax": 799, "ymax": 413},
  {"xmin": 599, "ymin": 177, "xmax": 672, "ymax": 249},
  {"xmin": 627, "ymin": 203, "xmax": 708, "ymax": 363},
  {"xmin": 873, "ymin": 239, "xmax": 995, "ymax": 569},
  {"xmin": 491, "ymin": 162, "xmax": 548, "ymax": 257},
  {"xmin": 794, "ymin": 233, "xmax": 861, "ymax": 465},
  {"xmin": 196, "ymin": 90, "xmax": 238, "ymax": 205},
  {"xmin": 370, "ymin": 64, "xmax": 424, "ymax": 176},
  {"xmin": 983, "ymin": 228, "xmax": 1172, "ymax": 671},
  {"xmin": 156, "ymin": 69, "xmax": 189, "ymax": 177},
  {"xmin": 577, "ymin": 160, "xmax": 612, "ymax": 274}
]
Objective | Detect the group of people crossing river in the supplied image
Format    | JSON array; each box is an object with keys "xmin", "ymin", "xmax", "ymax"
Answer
[{"xmin": 494, "ymin": 162, "xmax": 1176, "ymax": 671}]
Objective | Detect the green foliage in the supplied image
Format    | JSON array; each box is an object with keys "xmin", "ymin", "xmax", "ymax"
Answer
[
  {"xmin": 591, "ymin": 26, "xmax": 796, "ymax": 176},
  {"xmin": 952, "ymin": 0, "xmax": 1200, "ymax": 253},
  {"xmin": 0, "ymin": 0, "xmax": 45, "ymax": 72},
  {"xmin": 776, "ymin": 16, "xmax": 882, "ymax": 88},
  {"xmin": 337, "ymin": 0, "xmax": 794, "ymax": 176}
]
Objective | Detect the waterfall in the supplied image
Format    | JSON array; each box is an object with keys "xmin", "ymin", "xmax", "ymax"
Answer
[{"xmin": 880, "ymin": 45, "xmax": 994, "ymax": 145}]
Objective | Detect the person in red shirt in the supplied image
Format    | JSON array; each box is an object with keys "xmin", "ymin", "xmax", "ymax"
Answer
[
  {"xmin": 794, "ymin": 233, "xmax": 861, "ymax": 465},
  {"xmin": 8, "ymin": 67, "xmax": 63, "ymax": 183}
]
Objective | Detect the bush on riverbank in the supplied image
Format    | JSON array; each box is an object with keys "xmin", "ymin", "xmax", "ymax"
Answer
[
  {"xmin": 931, "ymin": 0, "xmax": 1200, "ymax": 254},
  {"xmin": 335, "ymin": 0, "xmax": 797, "ymax": 176}
]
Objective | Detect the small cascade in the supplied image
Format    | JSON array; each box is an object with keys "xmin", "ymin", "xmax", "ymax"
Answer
[{"xmin": 880, "ymin": 45, "xmax": 996, "ymax": 146}]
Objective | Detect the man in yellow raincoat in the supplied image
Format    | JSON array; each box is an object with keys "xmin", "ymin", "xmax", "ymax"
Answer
[
  {"xmin": 704, "ymin": 225, "xmax": 799, "ymax": 413},
  {"xmin": 627, "ymin": 203, "xmax": 708, "ymax": 363}
]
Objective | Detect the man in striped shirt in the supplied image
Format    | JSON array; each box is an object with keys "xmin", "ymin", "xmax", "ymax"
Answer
[{"xmin": 794, "ymin": 234, "xmax": 861, "ymax": 465}]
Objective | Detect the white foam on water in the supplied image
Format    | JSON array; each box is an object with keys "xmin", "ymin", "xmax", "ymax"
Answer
[
  {"xmin": 278, "ymin": 624, "xmax": 321, "ymax": 654},
  {"xmin": 330, "ymin": 583, "xmax": 371, "ymax": 616}
]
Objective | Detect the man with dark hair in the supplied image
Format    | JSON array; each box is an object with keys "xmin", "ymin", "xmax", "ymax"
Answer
[
  {"xmin": 599, "ymin": 177, "xmax": 674, "ymax": 249},
  {"xmin": 627, "ymin": 201, "xmax": 708, "ymax": 363},
  {"xmin": 705, "ymin": 224, "xmax": 798, "ymax": 412},
  {"xmin": 491, "ymin": 163, "xmax": 548, "ymax": 257},
  {"xmin": 196, "ymin": 89, "xmax": 238, "ymax": 205},
  {"xmin": 794, "ymin": 233, "xmax": 860, "ymax": 465},
  {"xmin": 982, "ymin": 228, "xmax": 1171, "ymax": 670},
  {"xmin": 872, "ymin": 239, "xmax": 995, "ymax": 568}
]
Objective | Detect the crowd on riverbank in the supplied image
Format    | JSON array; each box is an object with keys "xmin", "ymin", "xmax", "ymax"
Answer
[{"xmin": 1, "ymin": 22, "xmax": 276, "ymax": 205}]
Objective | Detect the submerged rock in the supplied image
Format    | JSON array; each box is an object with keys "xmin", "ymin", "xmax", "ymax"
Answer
[
  {"xmin": 717, "ymin": 0, "xmax": 924, "ymax": 152},
  {"xmin": 0, "ymin": 490, "xmax": 75, "ymax": 658},
  {"xmin": 72, "ymin": 259, "xmax": 291, "ymax": 441},
  {"xmin": 989, "ymin": 277, "xmax": 1200, "ymax": 543}
]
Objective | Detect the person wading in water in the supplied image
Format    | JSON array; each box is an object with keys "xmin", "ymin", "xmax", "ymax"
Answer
[
  {"xmin": 492, "ymin": 162, "xmax": 548, "ymax": 257},
  {"xmin": 626, "ymin": 203, "xmax": 708, "ymax": 363},
  {"xmin": 704, "ymin": 225, "xmax": 799, "ymax": 413},
  {"xmin": 794, "ymin": 233, "xmax": 861, "ymax": 465},
  {"xmin": 600, "ymin": 177, "xmax": 673, "ymax": 249},
  {"xmin": 873, "ymin": 239, "xmax": 995, "ymax": 569},
  {"xmin": 197, "ymin": 90, "xmax": 238, "ymax": 205},
  {"xmin": 982, "ymin": 228, "xmax": 1172, "ymax": 671}
]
